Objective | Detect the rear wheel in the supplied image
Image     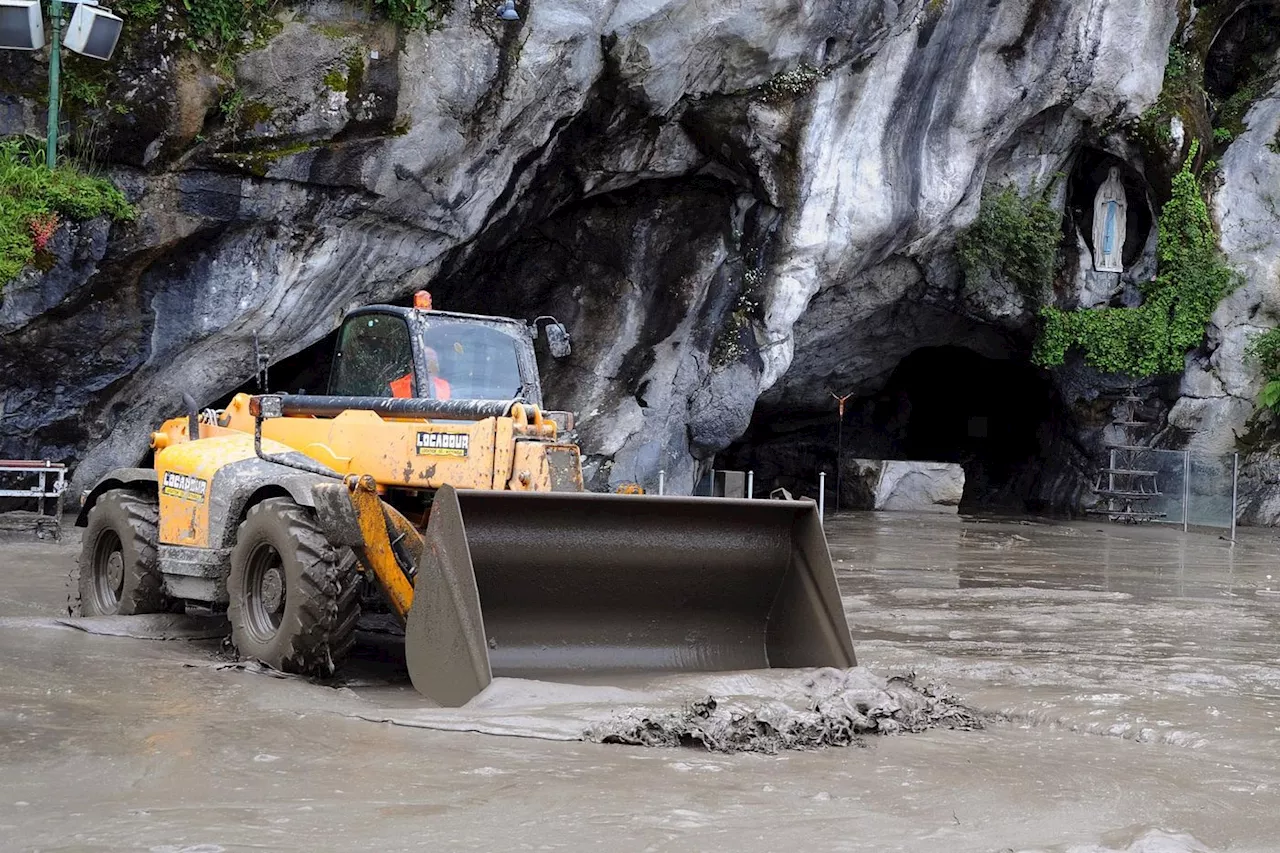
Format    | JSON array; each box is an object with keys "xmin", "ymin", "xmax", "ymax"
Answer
[
  {"xmin": 71, "ymin": 490, "xmax": 167, "ymax": 616},
  {"xmin": 227, "ymin": 498, "xmax": 361, "ymax": 676}
]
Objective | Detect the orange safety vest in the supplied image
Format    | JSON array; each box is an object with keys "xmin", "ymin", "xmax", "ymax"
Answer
[
  {"xmin": 389, "ymin": 373, "xmax": 412, "ymax": 398},
  {"xmin": 389, "ymin": 373, "xmax": 451, "ymax": 400}
]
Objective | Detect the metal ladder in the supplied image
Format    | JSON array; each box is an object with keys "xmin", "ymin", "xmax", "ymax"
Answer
[{"xmin": 1086, "ymin": 390, "xmax": 1166, "ymax": 523}]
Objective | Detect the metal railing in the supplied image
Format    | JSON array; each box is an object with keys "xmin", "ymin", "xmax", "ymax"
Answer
[
  {"xmin": 0, "ymin": 460, "xmax": 67, "ymax": 515},
  {"xmin": 1098, "ymin": 447, "xmax": 1238, "ymax": 539}
]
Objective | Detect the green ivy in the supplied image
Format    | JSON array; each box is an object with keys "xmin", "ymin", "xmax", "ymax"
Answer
[
  {"xmin": 956, "ymin": 182, "xmax": 1062, "ymax": 296},
  {"xmin": 181, "ymin": 0, "xmax": 448, "ymax": 52},
  {"xmin": 113, "ymin": 0, "xmax": 163, "ymax": 23},
  {"xmin": 372, "ymin": 0, "xmax": 450, "ymax": 30},
  {"xmin": 1033, "ymin": 141, "xmax": 1235, "ymax": 376},
  {"xmin": 0, "ymin": 139, "xmax": 135, "ymax": 289},
  {"xmin": 181, "ymin": 0, "xmax": 275, "ymax": 51},
  {"xmin": 1246, "ymin": 328, "xmax": 1280, "ymax": 412},
  {"xmin": 1130, "ymin": 46, "xmax": 1202, "ymax": 152}
]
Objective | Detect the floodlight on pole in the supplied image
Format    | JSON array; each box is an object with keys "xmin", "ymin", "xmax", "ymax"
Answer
[
  {"xmin": 0, "ymin": 1, "xmax": 44, "ymax": 50},
  {"xmin": 64, "ymin": 1, "xmax": 121, "ymax": 59}
]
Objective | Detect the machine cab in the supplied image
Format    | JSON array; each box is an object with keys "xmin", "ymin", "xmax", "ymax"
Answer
[{"xmin": 326, "ymin": 298, "xmax": 553, "ymax": 407}]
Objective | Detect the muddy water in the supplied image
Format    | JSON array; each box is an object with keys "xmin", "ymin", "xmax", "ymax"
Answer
[{"xmin": 1, "ymin": 516, "xmax": 1278, "ymax": 851}]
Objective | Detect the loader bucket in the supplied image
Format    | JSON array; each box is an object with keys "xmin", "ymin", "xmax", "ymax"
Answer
[{"xmin": 405, "ymin": 486, "xmax": 856, "ymax": 707}]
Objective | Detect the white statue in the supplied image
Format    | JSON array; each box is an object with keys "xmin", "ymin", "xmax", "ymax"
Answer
[{"xmin": 1092, "ymin": 167, "xmax": 1127, "ymax": 273}]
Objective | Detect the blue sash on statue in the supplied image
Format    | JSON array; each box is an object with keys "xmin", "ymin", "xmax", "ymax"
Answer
[{"xmin": 1102, "ymin": 200, "xmax": 1117, "ymax": 257}]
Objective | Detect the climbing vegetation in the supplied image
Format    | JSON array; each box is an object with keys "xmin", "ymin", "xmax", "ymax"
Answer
[
  {"xmin": 0, "ymin": 139, "xmax": 134, "ymax": 290},
  {"xmin": 181, "ymin": 0, "xmax": 276, "ymax": 51},
  {"xmin": 956, "ymin": 182, "xmax": 1061, "ymax": 296},
  {"xmin": 1033, "ymin": 142, "xmax": 1235, "ymax": 376},
  {"xmin": 372, "ymin": 0, "xmax": 450, "ymax": 30},
  {"xmin": 1131, "ymin": 46, "xmax": 1201, "ymax": 149},
  {"xmin": 1246, "ymin": 328, "xmax": 1280, "ymax": 412},
  {"xmin": 181, "ymin": 0, "xmax": 448, "ymax": 52}
]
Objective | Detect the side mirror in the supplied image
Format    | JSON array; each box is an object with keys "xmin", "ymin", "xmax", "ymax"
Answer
[
  {"xmin": 533, "ymin": 316, "xmax": 572, "ymax": 358},
  {"xmin": 545, "ymin": 322, "xmax": 571, "ymax": 358}
]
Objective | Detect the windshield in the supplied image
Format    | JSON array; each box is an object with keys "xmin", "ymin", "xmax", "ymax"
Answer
[
  {"xmin": 329, "ymin": 314, "xmax": 415, "ymax": 397},
  {"xmin": 420, "ymin": 319, "xmax": 524, "ymax": 401}
]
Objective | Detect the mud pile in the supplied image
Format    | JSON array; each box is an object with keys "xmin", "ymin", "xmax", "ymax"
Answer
[
  {"xmin": 589, "ymin": 669, "xmax": 980, "ymax": 753},
  {"xmin": 351, "ymin": 666, "xmax": 979, "ymax": 753}
]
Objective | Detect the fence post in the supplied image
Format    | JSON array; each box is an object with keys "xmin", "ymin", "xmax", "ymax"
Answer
[
  {"xmin": 746, "ymin": 470, "xmax": 754, "ymax": 500},
  {"xmin": 818, "ymin": 471, "xmax": 826, "ymax": 524},
  {"xmin": 1231, "ymin": 452, "xmax": 1239, "ymax": 543},
  {"xmin": 658, "ymin": 470, "xmax": 665, "ymax": 496},
  {"xmin": 1182, "ymin": 451, "xmax": 1190, "ymax": 533}
]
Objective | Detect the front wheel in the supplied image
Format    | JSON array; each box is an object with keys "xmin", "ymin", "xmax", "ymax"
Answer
[
  {"xmin": 71, "ymin": 490, "xmax": 167, "ymax": 616},
  {"xmin": 227, "ymin": 498, "xmax": 361, "ymax": 676}
]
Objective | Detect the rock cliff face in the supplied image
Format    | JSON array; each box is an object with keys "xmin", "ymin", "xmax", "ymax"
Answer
[{"xmin": 3, "ymin": 0, "xmax": 1277, "ymax": 512}]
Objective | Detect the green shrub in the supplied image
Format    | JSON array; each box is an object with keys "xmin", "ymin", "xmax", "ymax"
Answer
[
  {"xmin": 1246, "ymin": 328, "xmax": 1280, "ymax": 411},
  {"xmin": 0, "ymin": 139, "xmax": 134, "ymax": 289},
  {"xmin": 1033, "ymin": 141, "xmax": 1235, "ymax": 376},
  {"xmin": 372, "ymin": 0, "xmax": 450, "ymax": 30},
  {"xmin": 957, "ymin": 182, "xmax": 1062, "ymax": 295},
  {"xmin": 114, "ymin": 0, "xmax": 163, "ymax": 23},
  {"xmin": 181, "ymin": 0, "xmax": 274, "ymax": 50},
  {"xmin": 1129, "ymin": 46, "xmax": 1203, "ymax": 153}
]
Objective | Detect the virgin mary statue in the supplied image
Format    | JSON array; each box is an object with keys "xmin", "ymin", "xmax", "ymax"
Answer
[{"xmin": 1092, "ymin": 167, "xmax": 1127, "ymax": 273}]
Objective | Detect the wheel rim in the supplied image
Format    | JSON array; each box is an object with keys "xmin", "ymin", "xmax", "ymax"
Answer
[
  {"xmin": 90, "ymin": 529, "xmax": 125, "ymax": 613},
  {"xmin": 243, "ymin": 542, "xmax": 287, "ymax": 643}
]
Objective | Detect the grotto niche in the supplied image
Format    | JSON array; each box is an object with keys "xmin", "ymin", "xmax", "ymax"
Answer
[
  {"xmin": 726, "ymin": 346, "xmax": 1073, "ymax": 513},
  {"xmin": 1066, "ymin": 149, "xmax": 1154, "ymax": 281}
]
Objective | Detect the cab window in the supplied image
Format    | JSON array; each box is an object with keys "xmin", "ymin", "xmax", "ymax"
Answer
[
  {"xmin": 421, "ymin": 320, "xmax": 524, "ymax": 401},
  {"xmin": 329, "ymin": 314, "xmax": 414, "ymax": 397}
]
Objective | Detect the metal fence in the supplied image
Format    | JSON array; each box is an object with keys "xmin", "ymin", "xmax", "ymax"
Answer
[{"xmin": 1101, "ymin": 447, "xmax": 1238, "ymax": 538}]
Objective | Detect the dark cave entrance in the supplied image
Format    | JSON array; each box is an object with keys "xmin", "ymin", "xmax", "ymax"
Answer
[
  {"xmin": 874, "ymin": 347, "xmax": 1061, "ymax": 507},
  {"xmin": 211, "ymin": 329, "xmax": 340, "ymax": 408},
  {"xmin": 1204, "ymin": 2, "xmax": 1280, "ymax": 108},
  {"xmin": 1066, "ymin": 148, "xmax": 1154, "ymax": 274},
  {"xmin": 727, "ymin": 346, "xmax": 1069, "ymax": 512}
]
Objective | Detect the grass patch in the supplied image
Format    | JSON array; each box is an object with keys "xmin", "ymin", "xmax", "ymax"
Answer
[{"xmin": 0, "ymin": 139, "xmax": 134, "ymax": 290}]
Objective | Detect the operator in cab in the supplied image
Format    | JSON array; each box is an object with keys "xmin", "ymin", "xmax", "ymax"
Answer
[{"xmin": 389, "ymin": 346, "xmax": 450, "ymax": 400}]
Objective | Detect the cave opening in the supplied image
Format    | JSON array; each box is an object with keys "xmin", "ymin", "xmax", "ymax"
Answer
[
  {"xmin": 1204, "ymin": 3, "xmax": 1280, "ymax": 108},
  {"xmin": 727, "ymin": 346, "xmax": 1070, "ymax": 512},
  {"xmin": 872, "ymin": 347, "xmax": 1062, "ymax": 507},
  {"xmin": 211, "ymin": 328, "xmax": 340, "ymax": 409},
  {"xmin": 1066, "ymin": 148, "xmax": 1153, "ymax": 274}
]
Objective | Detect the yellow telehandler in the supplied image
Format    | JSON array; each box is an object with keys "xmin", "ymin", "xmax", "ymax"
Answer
[{"xmin": 71, "ymin": 293, "xmax": 856, "ymax": 705}]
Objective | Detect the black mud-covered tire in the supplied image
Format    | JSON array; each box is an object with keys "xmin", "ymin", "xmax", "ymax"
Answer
[
  {"xmin": 71, "ymin": 490, "xmax": 167, "ymax": 616},
  {"xmin": 227, "ymin": 498, "xmax": 361, "ymax": 676}
]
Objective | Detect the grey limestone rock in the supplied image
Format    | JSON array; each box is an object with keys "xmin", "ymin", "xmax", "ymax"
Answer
[{"xmin": 0, "ymin": 0, "xmax": 1201, "ymax": 506}]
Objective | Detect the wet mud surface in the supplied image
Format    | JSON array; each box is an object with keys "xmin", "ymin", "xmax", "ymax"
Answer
[{"xmin": 1, "ymin": 514, "xmax": 1278, "ymax": 850}]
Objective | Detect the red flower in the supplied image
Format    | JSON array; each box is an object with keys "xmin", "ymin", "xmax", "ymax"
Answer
[{"xmin": 30, "ymin": 213, "xmax": 60, "ymax": 252}]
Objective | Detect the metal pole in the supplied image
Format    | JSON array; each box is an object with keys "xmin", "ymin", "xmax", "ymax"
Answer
[
  {"xmin": 830, "ymin": 391, "xmax": 850, "ymax": 515},
  {"xmin": 835, "ymin": 411, "xmax": 843, "ymax": 514},
  {"xmin": 657, "ymin": 469, "xmax": 665, "ymax": 496},
  {"xmin": 818, "ymin": 471, "xmax": 825, "ymax": 524},
  {"xmin": 746, "ymin": 470, "xmax": 754, "ymax": 499},
  {"xmin": 1231, "ymin": 452, "xmax": 1238, "ymax": 543},
  {"xmin": 46, "ymin": 0, "xmax": 63, "ymax": 169},
  {"xmin": 1182, "ymin": 450, "xmax": 1190, "ymax": 532}
]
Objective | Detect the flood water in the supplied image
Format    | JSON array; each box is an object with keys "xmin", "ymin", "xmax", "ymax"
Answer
[{"xmin": 1, "ymin": 512, "xmax": 1277, "ymax": 851}]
